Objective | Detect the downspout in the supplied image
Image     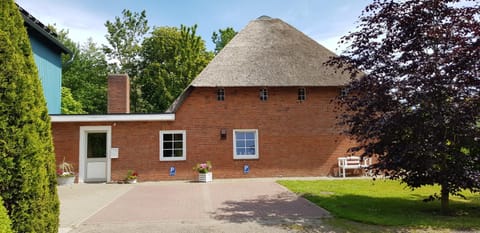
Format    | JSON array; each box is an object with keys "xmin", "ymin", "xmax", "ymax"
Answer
[{"xmin": 63, "ymin": 50, "xmax": 75, "ymax": 66}]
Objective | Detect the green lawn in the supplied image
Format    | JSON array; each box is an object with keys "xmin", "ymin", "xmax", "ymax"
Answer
[{"xmin": 278, "ymin": 179, "xmax": 480, "ymax": 230}]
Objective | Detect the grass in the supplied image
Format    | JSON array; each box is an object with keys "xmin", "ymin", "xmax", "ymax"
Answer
[{"xmin": 278, "ymin": 179, "xmax": 480, "ymax": 231}]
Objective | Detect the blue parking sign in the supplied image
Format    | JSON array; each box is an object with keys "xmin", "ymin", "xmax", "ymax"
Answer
[
  {"xmin": 243, "ymin": 165, "xmax": 249, "ymax": 174},
  {"xmin": 169, "ymin": 167, "xmax": 176, "ymax": 176}
]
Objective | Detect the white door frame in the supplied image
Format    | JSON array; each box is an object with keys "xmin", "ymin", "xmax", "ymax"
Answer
[{"xmin": 79, "ymin": 126, "xmax": 112, "ymax": 183}]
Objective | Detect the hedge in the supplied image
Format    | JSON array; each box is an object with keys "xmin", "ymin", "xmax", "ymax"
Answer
[
  {"xmin": 0, "ymin": 197, "xmax": 12, "ymax": 233},
  {"xmin": 0, "ymin": 0, "xmax": 59, "ymax": 232}
]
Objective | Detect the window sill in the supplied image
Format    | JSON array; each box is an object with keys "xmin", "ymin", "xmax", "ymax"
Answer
[
  {"xmin": 233, "ymin": 156, "xmax": 259, "ymax": 160},
  {"xmin": 160, "ymin": 157, "xmax": 186, "ymax": 161}
]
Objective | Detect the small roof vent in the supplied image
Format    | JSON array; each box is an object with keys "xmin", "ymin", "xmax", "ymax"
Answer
[{"xmin": 257, "ymin": 15, "xmax": 272, "ymax": 20}]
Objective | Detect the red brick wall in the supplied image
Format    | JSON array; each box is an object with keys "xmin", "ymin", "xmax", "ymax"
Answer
[
  {"xmin": 107, "ymin": 74, "xmax": 130, "ymax": 113},
  {"xmin": 52, "ymin": 86, "xmax": 355, "ymax": 182}
]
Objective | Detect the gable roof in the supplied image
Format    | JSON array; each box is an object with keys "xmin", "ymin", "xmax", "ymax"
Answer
[
  {"xmin": 17, "ymin": 4, "xmax": 71, "ymax": 55},
  {"xmin": 191, "ymin": 16, "xmax": 350, "ymax": 87}
]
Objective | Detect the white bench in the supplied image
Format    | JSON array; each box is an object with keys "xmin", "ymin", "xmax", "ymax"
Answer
[{"xmin": 338, "ymin": 156, "xmax": 371, "ymax": 178}]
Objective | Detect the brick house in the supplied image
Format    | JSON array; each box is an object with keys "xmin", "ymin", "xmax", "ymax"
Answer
[{"xmin": 50, "ymin": 16, "xmax": 354, "ymax": 183}]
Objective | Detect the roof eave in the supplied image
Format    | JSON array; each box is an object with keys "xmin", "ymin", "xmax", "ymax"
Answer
[
  {"xmin": 50, "ymin": 114, "xmax": 176, "ymax": 123},
  {"xmin": 191, "ymin": 84, "xmax": 349, "ymax": 88},
  {"xmin": 165, "ymin": 86, "xmax": 194, "ymax": 113},
  {"xmin": 18, "ymin": 5, "xmax": 72, "ymax": 55}
]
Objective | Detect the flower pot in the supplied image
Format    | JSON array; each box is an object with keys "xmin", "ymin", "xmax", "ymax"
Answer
[
  {"xmin": 57, "ymin": 176, "xmax": 75, "ymax": 186},
  {"xmin": 126, "ymin": 179, "xmax": 137, "ymax": 184},
  {"xmin": 198, "ymin": 172, "xmax": 212, "ymax": 183}
]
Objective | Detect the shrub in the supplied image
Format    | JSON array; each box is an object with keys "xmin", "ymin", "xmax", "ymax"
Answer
[
  {"xmin": 0, "ymin": 0, "xmax": 59, "ymax": 232},
  {"xmin": 0, "ymin": 197, "xmax": 12, "ymax": 233}
]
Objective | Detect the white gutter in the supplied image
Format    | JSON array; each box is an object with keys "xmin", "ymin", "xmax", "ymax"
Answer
[{"xmin": 50, "ymin": 114, "xmax": 175, "ymax": 122}]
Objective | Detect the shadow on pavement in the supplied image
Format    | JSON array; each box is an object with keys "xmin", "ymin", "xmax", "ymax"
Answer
[{"xmin": 212, "ymin": 191, "xmax": 329, "ymax": 227}]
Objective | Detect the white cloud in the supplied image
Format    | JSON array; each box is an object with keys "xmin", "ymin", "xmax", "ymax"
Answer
[
  {"xmin": 16, "ymin": 0, "xmax": 109, "ymax": 46},
  {"xmin": 317, "ymin": 35, "xmax": 344, "ymax": 54},
  {"xmin": 309, "ymin": 30, "xmax": 353, "ymax": 55},
  {"xmin": 308, "ymin": 22, "xmax": 358, "ymax": 55}
]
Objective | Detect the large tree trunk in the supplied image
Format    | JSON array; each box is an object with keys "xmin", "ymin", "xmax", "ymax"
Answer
[{"xmin": 440, "ymin": 184, "xmax": 450, "ymax": 215}]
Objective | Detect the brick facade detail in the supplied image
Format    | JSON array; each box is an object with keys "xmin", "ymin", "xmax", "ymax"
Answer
[
  {"xmin": 107, "ymin": 74, "xmax": 130, "ymax": 114},
  {"xmin": 52, "ymin": 87, "xmax": 355, "ymax": 182}
]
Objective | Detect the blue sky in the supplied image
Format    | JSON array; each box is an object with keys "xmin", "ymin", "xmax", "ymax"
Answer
[{"xmin": 16, "ymin": 0, "xmax": 370, "ymax": 53}]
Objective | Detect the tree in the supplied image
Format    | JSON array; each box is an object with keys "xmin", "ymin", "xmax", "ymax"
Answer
[
  {"xmin": 139, "ymin": 62, "xmax": 174, "ymax": 112},
  {"xmin": 140, "ymin": 25, "xmax": 213, "ymax": 112},
  {"xmin": 61, "ymin": 87, "xmax": 85, "ymax": 114},
  {"xmin": 103, "ymin": 9, "xmax": 150, "ymax": 112},
  {"xmin": 328, "ymin": 0, "xmax": 480, "ymax": 214},
  {"xmin": 212, "ymin": 27, "xmax": 237, "ymax": 55},
  {"xmin": 0, "ymin": 0, "xmax": 59, "ymax": 231},
  {"xmin": 61, "ymin": 37, "xmax": 109, "ymax": 114},
  {"xmin": 0, "ymin": 197, "xmax": 12, "ymax": 233}
]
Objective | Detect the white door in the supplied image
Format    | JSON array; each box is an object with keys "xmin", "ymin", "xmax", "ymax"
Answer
[
  {"xmin": 79, "ymin": 126, "xmax": 111, "ymax": 183},
  {"xmin": 85, "ymin": 132, "xmax": 107, "ymax": 182}
]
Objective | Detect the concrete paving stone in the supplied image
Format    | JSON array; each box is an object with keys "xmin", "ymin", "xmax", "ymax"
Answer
[{"xmin": 58, "ymin": 178, "xmax": 332, "ymax": 233}]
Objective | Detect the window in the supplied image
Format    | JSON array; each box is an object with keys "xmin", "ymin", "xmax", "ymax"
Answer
[
  {"xmin": 340, "ymin": 88, "xmax": 349, "ymax": 97},
  {"xmin": 87, "ymin": 133, "xmax": 106, "ymax": 158},
  {"xmin": 160, "ymin": 130, "xmax": 186, "ymax": 161},
  {"xmin": 260, "ymin": 88, "xmax": 268, "ymax": 101},
  {"xmin": 233, "ymin": 129, "xmax": 259, "ymax": 159},
  {"xmin": 298, "ymin": 88, "xmax": 306, "ymax": 101},
  {"xmin": 217, "ymin": 88, "xmax": 225, "ymax": 101}
]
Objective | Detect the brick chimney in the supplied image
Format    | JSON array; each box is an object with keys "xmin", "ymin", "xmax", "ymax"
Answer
[{"xmin": 108, "ymin": 74, "xmax": 130, "ymax": 114}]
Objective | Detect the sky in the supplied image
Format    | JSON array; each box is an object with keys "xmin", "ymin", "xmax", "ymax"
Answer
[{"xmin": 15, "ymin": 0, "xmax": 370, "ymax": 53}]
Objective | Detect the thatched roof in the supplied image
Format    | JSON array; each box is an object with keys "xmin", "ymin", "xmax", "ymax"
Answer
[
  {"xmin": 191, "ymin": 16, "xmax": 350, "ymax": 87},
  {"xmin": 167, "ymin": 16, "xmax": 350, "ymax": 113}
]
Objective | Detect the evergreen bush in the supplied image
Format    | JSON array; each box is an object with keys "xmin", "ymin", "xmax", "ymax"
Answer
[
  {"xmin": 0, "ymin": 197, "xmax": 12, "ymax": 233},
  {"xmin": 0, "ymin": 0, "xmax": 59, "ymax": 232}
]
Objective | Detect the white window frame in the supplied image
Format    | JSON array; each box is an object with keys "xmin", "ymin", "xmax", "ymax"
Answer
[
  {"xmin": 159, "ymin": 130, "xmax": 186, "ymax": 161},
  {"xmin": 233, "ymin": 129, "xmax": 259, "ymax": 160},
  {"xmin": 298, "ymin": 87, "xmax": 306, "ymax": 101},
  {"xmin": 217, "ymin": 88, "xmax": 225, "ymax": 101},
  {"xmin": 260, "ymin": 88, "xmax": 268, "ymax": 101}
]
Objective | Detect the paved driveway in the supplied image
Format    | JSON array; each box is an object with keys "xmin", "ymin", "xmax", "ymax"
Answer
[{"xmin": 58, "ymin": 179, "xmax": 330, "ymax": 233}]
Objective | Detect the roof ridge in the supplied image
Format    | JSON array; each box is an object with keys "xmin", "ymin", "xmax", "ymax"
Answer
[
  {"xmin": 190, "ymin": 17, "xmax": 349, "ymax": 88},
  {"xmin": 256, "ymin": 15, "xmax": 272, "ymax": 20}
]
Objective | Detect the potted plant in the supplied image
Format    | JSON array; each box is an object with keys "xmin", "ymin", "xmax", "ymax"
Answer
[
  {"xmin": 57, "ymin": 159, "xmax": 75, "ymax": 185},
  {"xmin": 193, "ymin": 161, "xmax": 212, "ymax": 182},
  {"xmin": 125, "ymin": 170, "xmax": 138, "ymax": 184}
]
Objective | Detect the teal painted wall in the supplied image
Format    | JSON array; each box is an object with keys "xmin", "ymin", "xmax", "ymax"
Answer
[{"xmin": 29, "ymin": 35, "xmax": 62, "ymax": 114}]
